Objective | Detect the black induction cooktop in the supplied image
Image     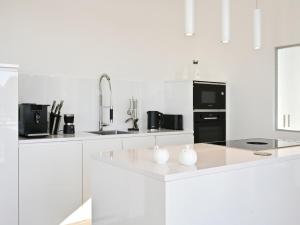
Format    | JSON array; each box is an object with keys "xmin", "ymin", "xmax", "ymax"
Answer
[{"xmin": 209, "ymin": 138, "xmax": 300, "ymax": 151}]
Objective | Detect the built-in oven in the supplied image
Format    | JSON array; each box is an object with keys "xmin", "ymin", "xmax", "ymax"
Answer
[
  {"xmin": 193, "ymin": 81, "xmax": 226, "ymax": 110},
  {"xmin": 194, "ymin": 111, "xmax": 226, "ymax": 143}
]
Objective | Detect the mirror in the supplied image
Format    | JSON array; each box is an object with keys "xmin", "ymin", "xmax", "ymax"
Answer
[{"xmin": 276, "ymin": 44, "xmax": 300, "ymax": 131}]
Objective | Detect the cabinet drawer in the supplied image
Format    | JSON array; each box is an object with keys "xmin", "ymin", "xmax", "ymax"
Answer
[
  {"xmin": 155, "ymin": 134, "xmax": 194, "ymax": 147},
  {"xmin": 122, "ymin": 136, "xmax": 155, "ymax": 150}
]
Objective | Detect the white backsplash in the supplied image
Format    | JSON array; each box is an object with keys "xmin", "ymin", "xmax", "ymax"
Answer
[{"xmin": 19, "ymin": 74, "xmax": 165, "ymax": 132}]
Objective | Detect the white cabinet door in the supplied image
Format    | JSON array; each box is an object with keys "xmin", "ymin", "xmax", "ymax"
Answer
[
  {"xmin": 19, "ymin": 142, "xmax": 83, "ymax": 225},
  {"xmin": 83, "ymin": 139, "xmax": 122, "ymax": 202},
  {"xmin": 277, "ymin": 46, "xmax": 300, "ymax": 130},
  {"xmin": 155, "ymin": 134, "xmax": 194, "ymax": 147},
  {"xmin": 0, "ymin": 65, "xmax": 18, "ymax": 225},
  {"xmin": 122, "ymin": 136, "xmax": 155, "ymax": 150}
]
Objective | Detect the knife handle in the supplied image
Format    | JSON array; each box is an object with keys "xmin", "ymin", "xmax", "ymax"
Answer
[
  {"xmin": 49, "ymin": 112, "xmax": 55, "ymax": 134},
  {"xmin": 110, "ymin": 108, "xmax": 113, "ymax": 123},
  {"xmin": 53, "ymin": 115, "xmax": 61, "ymax": 135}
]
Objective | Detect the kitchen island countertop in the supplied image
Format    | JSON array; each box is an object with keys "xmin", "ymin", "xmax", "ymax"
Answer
[
  {"xmin": 91, "ymin": 142, "xmax": 300, "ymax": 225},
  {"xmin": 92, "ymin": 142, "xmax": 300, "ymax": 181}
]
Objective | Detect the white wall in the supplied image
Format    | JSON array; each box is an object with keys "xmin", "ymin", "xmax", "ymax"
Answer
[
  {"xmin": 2, "ymin": 0, "xmax": 300, "ymax": 139},
  {"xmin": 0, "ymin": 0, "xmax": 191, "ymax": 80},
  {"xmin": 0, "ymin": 0, "xmax": 192, "ymax": 131}
]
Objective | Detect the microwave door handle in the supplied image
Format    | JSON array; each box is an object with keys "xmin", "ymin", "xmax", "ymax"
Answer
[{"xmin": 203, "ymin": 117, "xmax": 218, "ymax": 120}]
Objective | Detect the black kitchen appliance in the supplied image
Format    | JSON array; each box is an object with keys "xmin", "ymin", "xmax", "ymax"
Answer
[
  {"xmin": 63, "ymin": 114, "xmax": 75, "ymax": 134},
  {"xmin": 193, "ymin": 81, "xmax": 226, "ymax": 110},
  {"xmin": 161, "ymin": 114, "xmax": 183, "ymax": 130},
  {"xmin": 194, "ymin": 111, "xmax": 226, "ymax": 143},
  {"xmin": 19, "ymin": 103, "xmax": 49, "ymax": 137},
  {"xmin": 147, "ymin": 111, "xmax": 163, "ymax": 131},
  {"xmin": 193, "ymin": 81, "xmax": 226, "ymax": 143},
  {"xmin": 209, "ymin": 138, "xmax": 300, "ymax": 151}
]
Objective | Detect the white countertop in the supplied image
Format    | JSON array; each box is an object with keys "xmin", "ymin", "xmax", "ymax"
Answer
[
  {"xmin": 18, "ymin": 129, "xmax": 193, "ymax": 144},
  {"xmin": 92, "ymin": 143, "xmax": 300, "ymax": 182}
]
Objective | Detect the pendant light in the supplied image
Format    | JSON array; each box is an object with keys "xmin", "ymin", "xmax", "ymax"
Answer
[
  {"xmin": 185, "ymin": 0, "xmax": 195, "ymax": 36},
  {"xmin": 221, "ymin": 0, "xmax": 230, "ymax": 43},
  {"xmin": 253, "ymin": 0, "xmax": 262, "ymax": 49}
]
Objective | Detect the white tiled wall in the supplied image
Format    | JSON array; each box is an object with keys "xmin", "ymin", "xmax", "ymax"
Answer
[{"xmin": 19, "ymin": 74, "xmax": 166, "ymax": 132}]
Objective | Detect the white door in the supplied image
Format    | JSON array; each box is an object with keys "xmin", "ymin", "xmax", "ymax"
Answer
[{"xmin": 0, "ymin": 65, "xmax": 18, "ymax": 225}]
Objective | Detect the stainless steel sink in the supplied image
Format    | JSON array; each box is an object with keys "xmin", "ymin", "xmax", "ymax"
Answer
[{"xmin": 88, "ymin": 130, "xmax": 129, "ymax": 135}]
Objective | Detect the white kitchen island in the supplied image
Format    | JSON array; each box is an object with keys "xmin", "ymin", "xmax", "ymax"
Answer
[{"xmin": 91, "ymin": 143, "xmax": 300, "ymax": 225}]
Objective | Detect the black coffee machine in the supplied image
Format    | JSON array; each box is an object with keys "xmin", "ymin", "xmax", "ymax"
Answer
[
  {"xmin": 147, "ymin": 111, "xmax": 163, "ymax": 131},
  {"xmin": 19, "ymin": 103, "xmax": 49, "ymax": 137}
]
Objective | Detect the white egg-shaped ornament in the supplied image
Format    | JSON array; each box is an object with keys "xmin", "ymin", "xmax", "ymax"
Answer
[
  {"xmin": 153, "ymin": 145, "xmax": 169, "ymax": 165},
  {"xmin": 178, "ymin": 145, "xmax": 198, "ymax": 166}
]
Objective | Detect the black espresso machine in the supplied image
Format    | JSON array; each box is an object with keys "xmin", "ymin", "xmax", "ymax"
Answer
[{"xmin": 19, "ymin": 103, "xmax": 49, "ymax": 137}]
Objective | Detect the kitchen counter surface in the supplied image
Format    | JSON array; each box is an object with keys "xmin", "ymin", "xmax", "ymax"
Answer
[
  {"xmin": 92, "ymin": 142, "xmax": 300, "ymax": 182},
  {"xmin": 18, "ymin": 129, "xmax": 193, "ymax": 144}
]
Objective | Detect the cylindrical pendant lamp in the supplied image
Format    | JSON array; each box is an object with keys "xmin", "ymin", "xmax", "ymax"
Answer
[
  {"xmin": 221, "ymin": 0, "xmax": 230, "ymax": 43},
  {"xmin": 253, "ymin": 0, "xmax": 262, "ymax": 49},
  {"xmin": 185, "ymin": 0, "xmax": 195, "ymax": 36}
]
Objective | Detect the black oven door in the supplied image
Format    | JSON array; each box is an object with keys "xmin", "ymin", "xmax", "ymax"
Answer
[
  {"xmin": 194, "ymin": 112, "xmax": 226, "ymax": 143},
  {"xmin": 193, "ymin": 82, "xmax": 226, "ymax": 109}
]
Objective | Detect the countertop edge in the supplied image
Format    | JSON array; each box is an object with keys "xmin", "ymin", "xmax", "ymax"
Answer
[
  {"xmin": 163, "ymin": 155, "xmax": 300, "ymax": 182},
  {"xmin": 18, "ymin": 130, "xmax": 194, "ymax": 144}
]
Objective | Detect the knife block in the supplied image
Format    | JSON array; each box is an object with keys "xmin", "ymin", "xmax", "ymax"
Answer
[
  {"xmin": 49, "ymin": 113, "xmax": 61, "ymax": 135},
  {"xmin": 53, "ymin": 115, "xmax": 61, "ymax": 135}
]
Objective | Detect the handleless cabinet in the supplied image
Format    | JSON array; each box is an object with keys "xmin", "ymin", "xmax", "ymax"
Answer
[
  {"xmin": 155, "ymin": 134, "xmax": 194, "ymax": 147},
  {"xmin": 277, "ymin": 45, "xmax": 300, "ymax": 131},
  {"xmin": 0, "ymin": 65, "xmax": 18, "ymax": 225},
  {"xmin": 19, "ymin": 142, "xmax": 83, "ymax": 225},
  {"xmin": 122, "ymin": 136, "xmax": 155, "ymax": 150},
  {"xmin": 18, "ymin": 131, "xmax": 194, "ymax": 224},
  {"xmin": 83, "ymin": 139, "xmax": 123, "ymax": 202}
]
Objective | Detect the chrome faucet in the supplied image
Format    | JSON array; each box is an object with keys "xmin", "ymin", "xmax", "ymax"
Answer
[{"xmin": 99, "ymin": 74, "xmax": 113, "ymax": 131}]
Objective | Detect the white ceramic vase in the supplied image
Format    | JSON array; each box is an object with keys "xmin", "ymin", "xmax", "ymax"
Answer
[
  {"xmin": 153, "ymin": 145, "xmax": 169, "ymax": 165},
  {"xmin": 178, "ymin": 145, "xmax": 197, "ymax": 166}
]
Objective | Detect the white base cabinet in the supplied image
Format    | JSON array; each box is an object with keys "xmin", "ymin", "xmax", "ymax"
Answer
[
  {"xmin": 18, "ymin": 132, "xmax": 193, "ymax": 224},
  {"xmin": 83, "ymin": 139, "xmax": 123, "ymax": 202},
  {"xmin": 83, "ymin": 134, "xmax": 192, "ymax": 200},
  {"xmin": 123, "ymin": 136, "xmax": 155, "ymax": 150},
  {"xmin": 155, "ymin": 134, "xmax": 194, "ymax": 147},
  {"xmin": 19, "ymin": 142, "xmax": 83, "ymax": 225},
  {"xmin": 83, "ymin": 136, "xmax": 156, "ymax": 202}
]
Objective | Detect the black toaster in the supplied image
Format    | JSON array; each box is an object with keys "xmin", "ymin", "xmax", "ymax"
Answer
[{"xmin": 19, "ymin": 104, "xmax": 49, "ymax": 137}]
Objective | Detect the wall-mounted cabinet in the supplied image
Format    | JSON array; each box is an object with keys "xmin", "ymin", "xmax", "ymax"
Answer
[{"xmin": 276, "ymin": 44, "xmax": 300, "ymax": 131}]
